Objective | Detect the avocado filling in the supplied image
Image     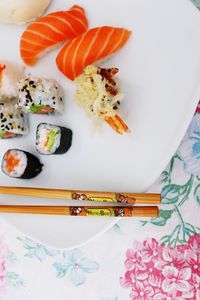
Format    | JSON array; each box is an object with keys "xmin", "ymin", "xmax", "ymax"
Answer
[
  {"xmin": 0, "ymin": 130, "xmax": 5, "ymax": 137},
  {"xmin": 47, "ymin": 129, "xmax": 59, "ymax": 150},
  {"xmin": 29, "ymin": 105, "xmax": 45, "ymax": 113}
]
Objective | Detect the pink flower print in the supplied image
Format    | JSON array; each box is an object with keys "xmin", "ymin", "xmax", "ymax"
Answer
[
  {"xmin": 188, "ymin": 234, "xmax": 200, "ymax": 253},
  {"xmin": 177, "ymin": 244, "xmax": 188, "ymax": 253},
  {"xmin": 133, "ymin": 240, "xmax": 143, "ymax": 252},
  {"xmin": 137, "ymin": 261, "xmax": 163, "ymax": 288},
  {"xmin": 0, "ymin": 240, "xmax": 7, "ymax": 291},
  {"xmin": 191, "ymin": 274, "xmax": 200, "ymax": 291},
  {"xmin": 162, "ymin": 247, "xmax": 185, "ymax": 269},
  {"xmin": 162, "ymin": 266, "xmax": 191, "ymax": 296},
  {"xmin": 0, "ymin": 261, "xmax": 6, "ymax": 288},
  {"xmin": 125, "ymin": 249, "xmax": 146, "ymax": 271},
  {"xmin": 130, "ymin": 282, "xmax": 154, "ymax": 300},
  {"xmin": 120, "ymin": 270, "xmax": 148, "ymax": 288},
  {"xmin": 187, "ymin": 274, "xmax": 200, "ymax": 300},
  {"xmin": 142, "ymin": 238, "xmax": 163, "ymax": 263},
  {"xmin": 184, "ymin": 249, "xmax": 200, "ymax": 276},
  {"xmin": 195, "ymin": 101, "xmax": 200, "ymax": 113},
  {"xmin": 152, "ymin": 292, "xmax": 170, "ymax": 300}
]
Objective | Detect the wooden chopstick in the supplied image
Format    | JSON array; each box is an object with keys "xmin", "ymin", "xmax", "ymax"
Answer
[
  {"xmin": 0, "ymin": 186, "xmax": 161, "ymax": 205},
  {"xmin": 0, "ymin": 205, "xmax": 159, "ymax": 217}
]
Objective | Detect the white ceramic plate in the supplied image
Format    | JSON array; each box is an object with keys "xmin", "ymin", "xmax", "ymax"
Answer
[{"xmin": 0, "ymin": 0, "xmax": 200, "ymax": 249}]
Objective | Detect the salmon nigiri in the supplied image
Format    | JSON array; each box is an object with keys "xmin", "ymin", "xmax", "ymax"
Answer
[
  {"xmin": 20, "ymin": 5, "xmax": 88, "ymax": 66},
  {"xmin": 56, "ymin": 26, "xmax": 131, "ymax": 81}
]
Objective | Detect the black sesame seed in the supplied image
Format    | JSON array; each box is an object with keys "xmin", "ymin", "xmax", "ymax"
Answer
[
  {"xmin": 29, "ymin": 81, "xmax": 34, "ymax": 85},
  {"xmin": 113, "ymin": 106, "xmax": 118, "ymax": 110},
  {"xmin": 52, "ymin": 97, "xmax": 55, "ymax": 100},
  {"xmin": 20, "ymin": 113, "xmax": 24, "ymax": 117}
]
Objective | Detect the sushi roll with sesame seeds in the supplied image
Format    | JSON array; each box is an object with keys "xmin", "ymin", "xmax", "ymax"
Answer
[
  {"xmin": 36, "ymin": 123, "xmax": 72, "ymax": 155},
  {"xmin": 17, "ymin": 76, "xmax": 63, "ymax": 114},
  {"xmin": 0, "ymin": 60, "xmax": 24, "ymax": 103},
  {"xmin": 2, "ymin": 149, "xmax": 43, "ymax": 179},
  {"xmin": 0, "ymin": 103, "xmax": 28, "ymax": 138}
]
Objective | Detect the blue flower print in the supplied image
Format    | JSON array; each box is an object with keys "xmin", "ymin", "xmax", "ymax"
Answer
[
  {"xmin": 18, "ymin": 237, "xmax": 58, "ymax": 262},
  {"xmin": 179, "ymin": 114, "xmax": 200, "ymax": 176},
  {"xmin": 53, "ymin": 249, "xmax": 99, "ymax": 286}
]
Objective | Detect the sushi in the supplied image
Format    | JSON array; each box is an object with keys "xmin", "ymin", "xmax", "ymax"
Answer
[
  {"xmin": 75, "ymin": 65, "xmax": 129, "ymax": 134},
  {"xmin": 2, "ymin": 149, "xmax": 43, "ymax": 179},
  {"xmin": 0, "ymin": 60, "xmax": 24, "ymax": 103},
  {"xmin": 20, "ymin": 5, "xmax": 88, "ymax": 66},
  {"xmin": 36, "ymin": 123, "xmax": 72, "ymax": 155},
  {"xmin": 0, "ymin": 103, "xmax": 28, "ymax": 138},
  {"xmin": 56, "ymin": 26, "xmax": 132, "ymax": 81},
  {"xmin": 18, "ymin": 76, "xmax": 63, "ymax": 114}
]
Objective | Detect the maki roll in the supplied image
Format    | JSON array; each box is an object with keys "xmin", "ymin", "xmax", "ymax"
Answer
[
  {"xmin": 18, "ymin": 76, "xmax": 63, "ymax": 114},
  {"xmin": 2, "ymin": 149, "xmax": 43, "ymax": 179},
  {"xmin": 0, "ymin": 60, "xmax": 24, "ymax": 103},
  {"xmin": 0, "ymin": 103, "xmax": 28, "ymax": 138},
  {"xmin": 36, "ymin": 123, "xmax": 72, "ymax": 155}
]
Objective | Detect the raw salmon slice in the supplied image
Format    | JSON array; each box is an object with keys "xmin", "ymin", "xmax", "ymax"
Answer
[
  {"xmin": 56, "ymin": 26, "xmax": 132, "ymax": 80},
  {"xmin": 20, "ymin": 5, "xmax": 88, "ymax": 66}
]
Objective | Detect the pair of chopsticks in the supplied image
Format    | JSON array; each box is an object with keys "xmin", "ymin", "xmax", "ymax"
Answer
[{"xmin": 0, "ymin": 186, "xmax": 161, "ymax": 218}]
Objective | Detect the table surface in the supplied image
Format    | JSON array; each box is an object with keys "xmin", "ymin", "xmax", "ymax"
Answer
[{"xmin": 0, "ymin": 1, "xmax": 200, "ymax": 299}]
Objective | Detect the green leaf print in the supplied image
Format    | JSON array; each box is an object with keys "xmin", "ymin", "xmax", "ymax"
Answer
[
  {"xmin": 150, "ymin": 209, "xmax": 173, "ymax": 226},
  {"xmin": 7, "ymin": 251, "xmax": 17, "ymax": 264},
  {"xmin": 142, "ymin": 150, "xmax": 198, "ymax": 246},
  {"xmin": 194, "ymin": 183, "xmax": 200, "ymax": 205},
  {"xmin": 6, "ymin": 272, "xmax": 24, "ymax": 287},
  {"xmin": 24, "ymin": 250, "xmax": 35, "ymax": 258},
  {"xmin": 161, "ymin": 184, "xmax": 180, "ymax": 204}
]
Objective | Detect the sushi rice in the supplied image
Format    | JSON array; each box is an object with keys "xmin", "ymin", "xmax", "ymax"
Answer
[
  {"xmin": 18, "ymin": 76, "xmax": 63, "ymax": 114},
  {"xmin": 36, "ymin": 123, "xmax": 73, "ymax": 155},
  {"xmin": 0, "ymin": 103, "xmax": 28, "ymax": 138},
  {"xmin": 2, "ymin": 149, "xmax": 43, "ymax": 179},
  {"xmin": 36, "ymin": 124, "xmax": 61, "ymax": 155},
  {"xmin": 2, "ymin": 149, "xmax": 27, "ymax": 177}
]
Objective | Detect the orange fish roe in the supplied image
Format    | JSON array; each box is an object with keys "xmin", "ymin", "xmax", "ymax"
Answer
[{"xmin": 6, "ymin": 150, "xmax": 20, "ymax": 173}]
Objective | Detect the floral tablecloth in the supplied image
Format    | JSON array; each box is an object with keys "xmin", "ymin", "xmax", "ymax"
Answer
[{"xmin": 0, "ymin": 2, "xmax": 200, "ymax": 300}]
